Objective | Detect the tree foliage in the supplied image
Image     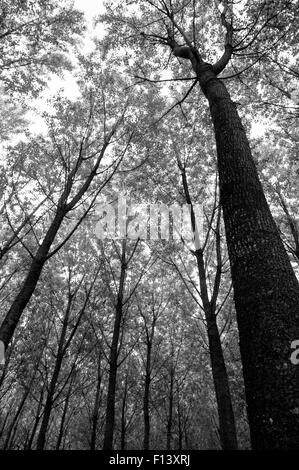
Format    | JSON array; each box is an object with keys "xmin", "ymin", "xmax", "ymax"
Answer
[{"xmin": 0, "ymin": 0, "xmax": 298, "ymax": 451}]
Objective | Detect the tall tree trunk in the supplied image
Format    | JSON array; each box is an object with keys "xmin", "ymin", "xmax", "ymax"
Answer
[
  {"xmin": 36, "ymin": 293, "xmax": 72, "ymax": 450},
  {"xmin": 3, "ymin": 385, "xmax": 30, "ymax": 449},
  {"xmin": 56, "ymin": 377, "xmax": 73, "ymax": 450},
  {"xmin": 0, "ymin": 135, "xmax": 111, "ymax": 351},
  {"xmin": 103, "ymin": 240, "xmax": 127, "ymax": 450},
  {"xmin": 103, "ymin": 301, "xmax": 123, "ymax": 450},
  {"xmin": 0, "ymin": 208, "xmax": 65, "ymax": 349},
  {"xmin": 143, "ymin": 341, "xmax": 152, "ymax": 450},
  {"xmin": 206, "ymin": 312, "xmax": 237, "ymax": 449},
  {"xmin": 6, "ymin": 422, "xmax": 18, "ymax": 449},
  {"xmin": 26, "ymin": 386, "xmax": 45, "ymax": 450},
  {"xmin": 177, "ymin": 401, "xmax": 183, "ymax": 451},
  {"xmin": 142, "ymin": 315, "xmax": 156, "ymax": 450},
  {"xmin": 166, "ymin": 367, "xmax": 174, "ymax": 450},
  {"xmin": 197, "ymin": 63, "xmax": 299, "ymax": 448},
  {"xmin": 178, "ymin": 158, "xmax": 238, "ymax": 449},
  {"xmin": 167, "ymin": 33, "xmax": 299, "ymax": 448},
  {"xmin": 120, "ymin": 377, "xmax": 128, "ymax": 451},
  {"xmin": 197, "ymin": 251, "xmax": 238, "ymax": 449},
  {"xmin": 0, "ymin": 404, "xmax": 12, "ymax": 440},
  {"xmin": 90, "ymin": 354, "xmax": 102, "ymax": 450}
]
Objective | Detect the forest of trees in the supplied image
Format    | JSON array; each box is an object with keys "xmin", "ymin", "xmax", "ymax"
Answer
[{"xmin": 0, "ymin": 0, "xmax": 298, "ymax": 451}]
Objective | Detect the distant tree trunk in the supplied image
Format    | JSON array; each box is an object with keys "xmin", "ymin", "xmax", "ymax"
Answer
[
  {"xmin": 7, "ymin": 423, "xmax": 18, "ymax": 449},
  {"xmin": 103, "ymin": 299, "xmax": 123, "ymax": 450},
  {"xmin": 36, "ymin": 293, "xmax": 72, "ymax": 450},
  {"xmin": 143, "ymin": 342, "xmax": 152, "ymax": 450},
  {"xmin": 26, "ymin": 386, "xmax": 45, "ymax": 450},
  {"xmin": 103, "ymin": 240, "xmax": 127, "ymax": 450},
  {"xmin": 0, "ymin": 404, "xmax": 12, "ymax": 439},
  {"xmin": 184, "ymin": 429, "xmax": 189, "ymax": 450},
  {"xmin": 177, "ymin": 401, "xmax": 183, "ymax": 451},
  {"xmin": 166, "ymin": 367, "xmax": 174, "ymax": 450},
  {"xmin": 23, "ymin": 429, "xmax": 30, "ymax": 450},
  {"xmin": 143, "ymin": 315, "xmax": 156, "ymax": 450},
  {"xmin": 120, "ymin": 376, "xmax": 128, "ymax": 451},
  {"xmin": 56, "ymin": 374, "xmax": 73, "ymax": 450},
  {"xmin": 90, "ymin": 354, "xmax": 102, "ymax": 450},
  {"xmin": 3, "ymin": 385, "xmax": 30, "ymax": 449}
]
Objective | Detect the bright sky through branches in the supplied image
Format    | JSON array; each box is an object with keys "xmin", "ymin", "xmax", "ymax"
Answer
[
  {"xmin": 73, "ymin": 0, "xmax": 105, "ymax": 21},
  {"xmin": 29, "ymin": 0, "xmax": 106, "ymax": 135},
  {"xmin": 29, "ymin": 0, "xmax": 271, "ymax": 138}
]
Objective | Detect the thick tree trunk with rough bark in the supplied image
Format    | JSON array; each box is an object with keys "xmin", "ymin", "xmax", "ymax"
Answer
[
  {"xmin": 196, "ymin": 62, "xmax": 299, "ymax": 449},
  {"xmin": 167, "ymin": 29, "xmax": 299, "ymax": 446}
]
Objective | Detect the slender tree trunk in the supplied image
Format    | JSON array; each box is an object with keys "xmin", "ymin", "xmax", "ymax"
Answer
[
  {"xmin": 103, "ymin": 240, "xmax": 127, "ymax": 450},
  {"xmin": 23, "ymin": 429, "xmax": 30, "ymax": 450},
  {"xmin": 178, "ymin": 159, "xmax": 238, "ymax": 449},
  {"xmin": 26, "ymin": 387, "xmax": 45, "ymax": 450},
  {"xmin": 197, "ymin": 63, "xmax": 299, "ymax": 448},
  {"xmin": 143, "ymin": 342, "xmax": 152, "ymax": 450},
  {"xmin": 36, "ymin": 293, "xmax": 72, "ymax": 450},
  {"xmin": 56, "ymin": 378, "xmax": 73, "ymax": 450},
  {"xmin": 184, "ymin": 431, "xmax": 189, "ymax": 450},
  {"xmin": 3, "ymin": 386, "xmax": 30, "ymax": 449},
  {"xmin": 206, "ymin": 312, "xmax": 237, "ymax": 449},
  {"xmin": 35, "ymin": 359, "xmax": 62, "ymax": 449},
  {"xmin": 103, "ymin": 303, "xmax": 123, "ymax": 450},
  {"xmin": 2, "ymin": 361, "xmax": 40, "ymax": 449},
  {"xmin": 0, "ymin": 404, "xmax": 12, "ymax": 439},
  {"xmin": 90, "ymin": 355, "xmax": 102, "ymax": 450},
  {"xmin": 166, "ymin": 367, "xmax": 174, "ymax": 450},
  {"xmin": 177, "ymin": 401, "xmax": 183, "ymax": 451},
  {"xmin": 197, "ymin": 251, "xmax": 238, "ymax": 449},
  {"xmin": 120, "ymin": 378, "xmax": 128, "ymax": 451},
  {"xmin": 6, "ymin": 423, "xmax": 18, "ymax": 449}
]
